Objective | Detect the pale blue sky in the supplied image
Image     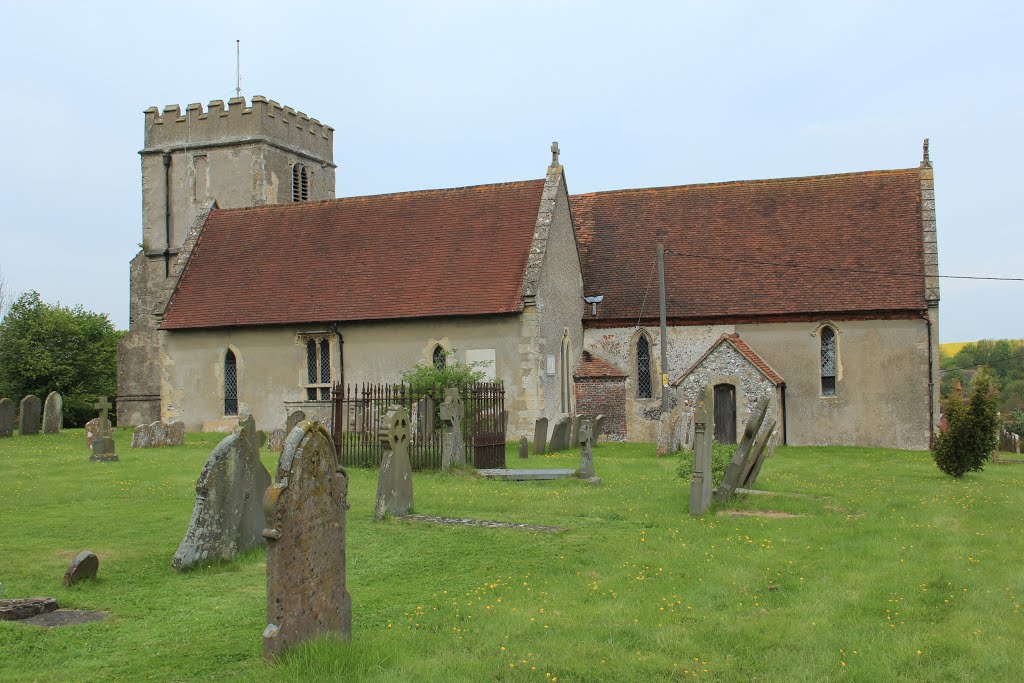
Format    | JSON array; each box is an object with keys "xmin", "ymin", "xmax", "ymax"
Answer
[{"xmin": 0, "ymin": 1, "xmax": 1020, "ymax": 341}]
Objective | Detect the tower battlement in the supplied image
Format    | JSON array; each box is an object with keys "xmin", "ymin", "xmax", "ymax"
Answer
[{"xmin": 143, "ymin": 95, "xmax": 333, "ymax": 164}]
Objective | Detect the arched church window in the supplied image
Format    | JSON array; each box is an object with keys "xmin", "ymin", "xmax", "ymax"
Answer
[
  {"xmin": 820, "ymin": 325, "xmax": 837, "ymax": 396},
  {"xmin": 224, "ymin": 350, "xmax": 238, "ymax": 416},
  {"xmin": 292, "ymin": 164, "xmax": 310, "ymax": 202},
  {"xmin": 560, "ymin": 333, "xmax": 572, "ymax": 413},
  {"xmin": 636, "ymin": 334, "xmax": 652, "ymax": 399},
  {"xmin": 433, "ymin": 345, "xmax": 446, "ymax": 371}
]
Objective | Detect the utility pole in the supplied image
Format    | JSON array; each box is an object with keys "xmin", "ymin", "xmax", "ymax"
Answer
[{"xmin": 658, "ymin": 243, "xmax": 669, "ymax": 412}]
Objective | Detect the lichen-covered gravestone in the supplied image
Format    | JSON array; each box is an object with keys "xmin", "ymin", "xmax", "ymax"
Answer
[
  {"xmin": 89, "ymin": 397, "xmax": 118, "ymax": 462},
  {"xmin": 518, "ymin": 436, "xmax": 529, "ymax": 459},
  {"xmin": 578, "ymin": 417, "xmax": 599, "ymax": 484},
  {"xmin": 375, "ymin": 407, "xmax": 413, "ymax": 520},
  {"xmin": 0, "ymin": 398, "xmax": 14, "ymax": 438},
  {"xmin": 440, "ymin": 388, "xmax": 465, "ymax": 470},
  {"xmin": 84, "ymin": 418, "xmax": 100, "ymax": 448},
  {"xmin": 549, "ymin": 416, "xmax": 571, "ymax": 451},
  {"xmin": 740, "ymin": 419, "xmax": 777, "ymax": 489},
  {"xmin": 268, "ymin": 429, "xmax": 286, "ymax": 452},
  {"xmin": 131, "ymin": 420, "xmax": 186, "ymax": 448},
  {"xmin": 19, "ymin": 395, "xmax": 41, "ymax": 435},
  {"xmin": 172, "ymin": 414, "xmax": 271, "ymax": 569},
  {"xmin": 714, "ymin": 395, "xmax": 771, "ymax": 502},
  {"xmin": 689, "ymin": 385, "xmax": 715, "ymax": 515},
  {"xmin": 592, "ymin": 414, "xmax": 605, "ymax": 444},
  {"xmin": 62, "ymin": 551, "xmax": 99, "ymax": 585},
  {"xmin": 532, "ymin": 417, "xmax": 548, "ymax": 455},
  {"xmin": 42, "ymin": 392, "xmax": 63, "ymax": 434},
  {"xmin": 262, "ymin": 421, "xmax": 351, "ymax": 659},
  {"xmin": 286, "ymin": 410, "xmax": 306, "ymax": 432}
]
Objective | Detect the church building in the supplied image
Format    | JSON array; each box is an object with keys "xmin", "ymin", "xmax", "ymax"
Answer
[{"xmin": 116, "ymin": 96, "xmax": 939, "ymax": 450}]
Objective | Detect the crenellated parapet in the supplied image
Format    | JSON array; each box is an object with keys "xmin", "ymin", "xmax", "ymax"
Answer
[{"xmin": 143, "ymin": 95, "xmax": 334, "ymax": 165}]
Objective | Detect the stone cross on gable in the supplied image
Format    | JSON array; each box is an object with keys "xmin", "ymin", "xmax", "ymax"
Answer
[
  {"xmin": 93, "ymin": 396, "xmax": 112, "ymax": 432},
  {"xmin": 550, "ymin": 141, "xmax": 559, "ymax": 166}
]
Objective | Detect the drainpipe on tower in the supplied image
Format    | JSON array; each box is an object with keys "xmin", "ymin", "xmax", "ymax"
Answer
[{"xmin": 163, "ymin": 153, "xmax": 172, "ymax": 278}]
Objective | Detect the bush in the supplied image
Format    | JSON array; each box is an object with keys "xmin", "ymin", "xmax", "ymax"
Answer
[
  {"xmin": 1008, "ymin": 410, "xmax": 1024, "ymax": 438},
  {"xmin": 400, "ymin": 350, "xmax": 488, "ymax": 392},
  {"xmin": 676, "ymin": 441, "xmax": 737, "ymax": 488},
  {"xmin": 932, "ymin": 369, "xmax": 1000, "ymax": 478}
]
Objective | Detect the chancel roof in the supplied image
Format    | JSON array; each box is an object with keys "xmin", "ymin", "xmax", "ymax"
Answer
[
  {"xmin": 161, "ymin": 180, "xmax": 546, "ymax": 329},
  {"xmin": 571, "ymin": 168, "xmax": 926, "ymax": 323}
]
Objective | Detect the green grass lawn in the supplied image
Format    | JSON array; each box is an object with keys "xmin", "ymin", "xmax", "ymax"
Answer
[{"xmin": 2, "ymin": 430, "xmax": 1023, "ymax": 682}]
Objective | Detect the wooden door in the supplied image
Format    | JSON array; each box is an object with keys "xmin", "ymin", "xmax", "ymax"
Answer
[{"xmin": 713, "ymin": 384, "xmax": 736, "ymax": 444}]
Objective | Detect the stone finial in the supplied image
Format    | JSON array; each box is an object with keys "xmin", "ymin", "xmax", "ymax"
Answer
[
  {"xmin": 550, "ymin": 141, "xmax": 560, "ymax": 167},
  {"xmin": 921, "ymin": 138, "xmax": 931, "ymax": 168}
]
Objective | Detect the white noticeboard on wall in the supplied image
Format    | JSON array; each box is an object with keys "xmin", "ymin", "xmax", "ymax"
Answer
[
  {"xmin": 466, "ymin": 349, "xmax": 496, "ymax": 381},
  {"xmin": 546, "ymin": 355, "xmax": 556, "ymax": 376}
]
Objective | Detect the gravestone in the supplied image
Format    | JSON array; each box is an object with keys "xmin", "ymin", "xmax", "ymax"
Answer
[
  {"xmin": 89, "ymin": 397, "xmax": 118, "ymax": 462},
  {"xmin": 42, "ymin": 392, "xmax": 63, "ymax": 433},
  {"xmin": 256, "ymin": 430, "xmax": 267, "ymax": 449},
  {"xmin": 715, "ymin": 395, "xmax": 771, "ymax": 501},
  {"xmin": 440, "ymin": 388, "xmax": 465, "ymax": 469},
  {"xmin": 593, "ymin": 414, "xmax": 605, "ymax": 444},
  {"xmin": 285, "ymin": 410, "xmax": 306, "ymax": 432},
  {"xmin": 62, "ymin": 551, "xmax": 99, "ymax": 586},
  {"xmin": 518, "ymin": 436, "xmax": 529, "ymax": 459},
  {"xmin": 578, "ymin": 417, "xmax": 599, "ymax": 483},
  {"xmin": 500, "ymin": 410, "xmax": 509, "ymax": 434},
  {"xmin": 656, "ymin": 410, "xmax": 672, "ymax": 456},
  {"xmin": 172, "ymin": 414, "xmax": 271, "ymax": 569},
  {"xmin": 741, "ymin": 421, "xmax": 777, "ymax": 489},
  {"xmin": 414, "ymin": 397, "xmax": 435, "ymax": 441},
  {"xmin": 18, "ymin": 395, "xmax": 41, "ymax": 435},
  {"xmin": 0, "ymin": 398, "xmax": 13, "ymax": 438},
  {"xmin": 262, "ymin": 420, "xmax": 351, "ymax": 659},
  {"xmin": 131, "ymin": 420, "xmax": 186, "ymax": 448},
  {"xmin": 84, "ymin": 418, "xmax": 100, "ymax": 448},
  {"xmin": 689, "ymin": 385, "xmax": 715, "ymax": 515},
  {"xmin": 532, "ymin": 417, "xmax": 548, "ymax": 455},
  {"xmin": 549, "ymin": 416, "xmax": 571, "ymax": 451},
  {"xmin": 375, "ymin": 406, "xmax": 413, "ymax": 520},
  {"xmin": 268, "ymin": 429, "xmax": 287, "ymax": 452},
  {"xmin": 570, "ymin": 414, "xmax": 583, "ymax": 448}
]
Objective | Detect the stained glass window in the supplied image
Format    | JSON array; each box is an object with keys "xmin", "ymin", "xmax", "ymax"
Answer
[
  {"xmin": 433, "ymin": 345, "xmax": 446, "ymax": 371},
  {"xmin": 224, "ymin": 350, "xmax": 238, "ymax": 415},
  {"xmin": 637, "ymin": 335, "xmax": 652, "ymax": 399},
  {"xmin": 821, "ymin": 326, "xmax": 837, "ymax": 396}
]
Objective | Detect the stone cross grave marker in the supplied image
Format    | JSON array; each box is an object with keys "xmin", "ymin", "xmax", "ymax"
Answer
[
  {"xmin": 42, "ymin": 392, "xmax": 63, "ymax": 434},
  {"xmin": 741, "ymin": 420, "xmax": 777, "ymax": 490},
  {"xmin": 440, "ymin": 388, "xmax": 465, "ymax": 469},
  {"xmin": 518, "ymin": 436, "xmax": 529, "ymax": 459},
  {"xmin": 689, "ymin": 384, "xmax": 715, "ymax": 515},
  {"xmin": 89, "ymin": 397, "xmax": 118, "ymax": 462},
  {"xmin": 715, "ymin": 394, "xmax": 771, "ymax": 501},
  {"xmin": 532, "ymin": 417, "xmax": 548, "ymax": 455},
  {"xmin": 18, "ymin": 395, "xmax": 41, "ymax": 436},
  {"xmin": 578, "ymin": 417, "xmax": 598, "ymax": 482},
  {"xmin": 262, "ymin": 421, "xmax": 351, "ymax": 659},
  {"xmin": 0, "ymin": 398, "xmax": 13, "ymax": 438},
  {"xmin": 549, "ymin": 416, "xmax": 571, "ymax": 451},
  {"xmin": 375, "ymin": 406, "xmax": 413, "ymax": 520},
  {"xmin": 172, "ymin": 414, "xmax": 271, "ymax": 569}
]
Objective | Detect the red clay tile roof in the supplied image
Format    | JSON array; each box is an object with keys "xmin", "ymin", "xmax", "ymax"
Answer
[
  {"xmin": 161, "ymin": 180, "xmax": 546, "ymax": 329},
  {"xmin": 574, "ymin": 350, "xmax": 627, "ymax": 379},
  {"xmin": 571, "ymin": 169, "xmax": 925, "ymax": 322},
  {"xmin": 673, "ymin": 333, "xmax": 785, "ymax": 387}
]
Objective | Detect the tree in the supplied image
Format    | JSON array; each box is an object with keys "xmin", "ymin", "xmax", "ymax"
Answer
[
  {"xmin": 0, "ymin": 291, "xmax": 122, "ymax": 427},
  {"xmin": 932, "ymin": 369, "xmax": 1000, "ymax": 478},
  {"xmin": 0, "ymin": 267, "xmax": 9, "ymax": 320}
]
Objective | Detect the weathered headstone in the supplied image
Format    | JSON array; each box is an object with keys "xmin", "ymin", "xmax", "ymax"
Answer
[
  {"xmin": 131, "ymin": 420, "xmax": 186, "ymax": 448},
  {"xmin": 500, "ymin": 410, "xmax": 509, "ymax": 435},
  {"xmin": 578, "ymin": 417, "xmax": 599, "ymax": 483},
  {"xmin": 262, "ymin": 420, "xmax": 351, "ymax": 659},
  {"xmin": 593, "ymin": 414, "xmax": 606, "ymax": 444},
  {"xmin": 0, "ymin": 398, "xmax": 13, "ymax": 438},
  {"xmin": 89, "ymin": 397, "xmax": 118, "ymax": 462},
  {"xmin": 256, "ymin": 430, "xmax": 267, "ymax": 449},
  {"xmin": 532, "ymin": 417, "xmax": 548, "ymax": 455},
  {"xmin": 715, "ymin": 395, "xmax": 771, "ymax": 501},
  {"xmin": 18, "ymin": 395, "xmax": 41, "ymax": 435},
  {"xmin": 172, "ymin": 414, "xmax": 271, "ymax": 569},
  {"xmin": 42, "ymin": 392, "xmax": 63, "ymax": 434},
  {"xmin": 440, "ymin": 388, "xmax": 465, "ymax": 469},
  {"xmin": 285, "ymin": 410, "xmax": 306, "ymax": 433},
  {"xmin": 689, "ymin": 385, "xmax": 715, "ymax": 515},
  {"xmin": 413, "ymin": 397, "xmax": 435, "ymax": 441},
  {"xmin": 549, "ymin": 416, "xmax": 571, "ymax": 451},
  {"xmin": 741, "ymin": 421, "xmax": 777, "ymax": 489},
  {"xmin": 375, "ymin": 406, "xmax": 413, "ymax": 520},
  {"xmin": 62, "ymin": 551, "xmax": 99, "ymax": 586},
  {"xmin": 518, "ymin": 436, "xmax": 529, "ymax": 459},
  {"xmin": 570, "ymin": 414, "xmax": 581, "ymax": 448},
  {"xmin": 84, "ymin": 418, "xmax": 100, "ymax": 448},
  {"xmin": 656, "ymin": 410, "xmax": 672, "ymax": 456},
  {"xmin": 268, "ymin": 429, "xmax": 287, "ymax": 452}
]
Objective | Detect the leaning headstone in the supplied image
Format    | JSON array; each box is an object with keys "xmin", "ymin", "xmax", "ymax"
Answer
[
  {"xmin": 42, "ymin": 392, "xmax": 63, "ymax": 434},
  {"xmin": 532, "ymin": 417, "xmax": 548, "ymax": 455},
  {"xmin": 172, "ymin": 414, "xmax": 271, "ymax": 569},
  {"xmin": 578, "ymin": 417, "xmax": 599, "ymax": 483},
  {"xmin": 285, "ymin": 410, "xmax": 306, "ymax": 433},
  {"xmin": 549, "ymin": 416, "xmax": 571, "ymax": 451},
  {"xmin": 18, "ymin": 395, "xmax": 41, "ymax": 435},
  {"xmin": 262, "ymin": 420, "xmax": 351, "ymax": 659},
  {"xmin": 518, "ymin": 436, "xmax": 529, "ymax": 459},
  {"xmin": 89, "ymin": 397, "xmax": 118, "ymax": 462},
  {"xmin": 592, "ymin": 414, "xmax": 605, "ymax": 444},
  {"xmin": 715, "ymin": 395, "xmax": 771, "ymax": 501},
  {"xmin": 62, "ymin": 551, "xmax": 99, "ymax": 586},
  {"xmin": 440, "ymin": 388, "xmax": 465, "ymax": 469},
  {"xmin": 0, "ymin": 398, "xmax": 13, "ymax": 438},
  {"xmin": 84, "ymin": 418, "xmax": 100, "ymax": 447},
  {"xmin": 375, "ymin": 407, "xmax": 413, "ymax": 520},
  {"xmin": 570, "ymin": 414, "xmax": 582, "ymax": 448},
  {"xmin": 689, "ymin": 385, "xmax": 715, "ymax": 515},
  {"xmin": 268, "ymin": 429, "xmax": 287, "ymax": 452},
  {"xmin": 741, "ymin": 421, "xmax": 777, "ymax": 489}
]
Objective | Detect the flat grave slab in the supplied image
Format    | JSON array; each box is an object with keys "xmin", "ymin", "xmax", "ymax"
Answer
[
  {"xmin": 476, "ymin": 468, "xmax": 575, "ymax": 481},
  {"xmin": 17, "ymin": 610, "xmax": 107, "ymax": 627},
  {"xmin": 397, "ymin": 514, "xmax": 567, "ymax": 533}
]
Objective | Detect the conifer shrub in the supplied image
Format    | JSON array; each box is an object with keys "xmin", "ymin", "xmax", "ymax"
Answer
[{"xmin": 932, "ymin": 369, "xmax": 1001, "ymax": 477}]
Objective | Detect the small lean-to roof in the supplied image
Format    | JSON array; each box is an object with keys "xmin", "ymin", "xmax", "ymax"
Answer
[
  {"xmin": 574, "ymin": 350, "xmax": 627, "ymax": 379},
  {"xmin": 161, "ymin": 180, "xmax": 546, "ymax": 329},
  {"xmin": 673, "ymin": 333, "xmax": 785, "ymax": 387},
  {"xmin": 571, "ymin": 168, "xmax": 925, "ymax": 323}
]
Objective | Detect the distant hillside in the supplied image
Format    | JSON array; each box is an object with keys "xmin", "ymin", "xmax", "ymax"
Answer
[{"xmin": 941, "ymin": 342, "xmax": 970, "ymax": 356}]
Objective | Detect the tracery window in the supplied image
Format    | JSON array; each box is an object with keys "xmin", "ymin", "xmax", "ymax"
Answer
[
  {"xmin": 304, "ymin": 336, "xmax": 332, "ymax": 400},
  {"xmin": 224, "ymin": 350, "xmax": 238, "ymax": 415},
  {"xmin": 636, "ymin": 334, "xmax": 652, "ymax": 399},
  {"xmin": 820, "ymin": 325, "xmax": 837, "ymax": 396},
  {"xmin": 433, "ymin": 345, "xmax": 446, "ymax": 370},
  {"xmin": 292, "ymin": 163, "xmax": 310, "ymax": 202}
]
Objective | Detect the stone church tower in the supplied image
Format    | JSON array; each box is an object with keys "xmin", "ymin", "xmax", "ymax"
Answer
[{"xmin": 117, "ymin": 96, "xmax": 335, "ymax": 426}]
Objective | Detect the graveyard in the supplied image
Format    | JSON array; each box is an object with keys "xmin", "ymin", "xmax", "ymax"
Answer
[{"xmin": 2, "ymin": 425, "xmax": 1023, "ymax": 681}]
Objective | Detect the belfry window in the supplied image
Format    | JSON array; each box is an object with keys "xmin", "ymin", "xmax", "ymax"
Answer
[
  {"xmin": 636, "ymin": 335, "xmax": 652, "ymax": 399},
  {"xmin": 224, "ymin": 350, "xmax": 238, "ymax": 415},
  {"xmin": 304, "ymin": 336, "xmax": 332, "ymax": 400},
  {"xmin": 292, "ymin": 164, "xmax": 310, "ymax": 202},
  {"xmin": 433, "ymin": 345, "xmax": 446, "ymax": 370},
  {"xmin": 820, "ymin": 326, "xmax": 837, "ymax": 396}
]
